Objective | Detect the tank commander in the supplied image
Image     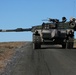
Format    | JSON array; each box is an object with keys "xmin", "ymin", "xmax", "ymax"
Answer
[{"xmin": 62, "ymin": 17, "xmax": 67, "ymax": 22}]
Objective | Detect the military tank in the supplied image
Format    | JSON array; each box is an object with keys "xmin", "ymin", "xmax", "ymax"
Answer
[
  {"xmin": 0, "ymin": 17, "xmax": 76, "ymax": 49},
  {"xmin": 32, "ymin": 17, "xmax": 76, "ymax": 49}
]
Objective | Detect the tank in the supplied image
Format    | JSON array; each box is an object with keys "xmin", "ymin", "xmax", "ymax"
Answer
[
  {"xmin": 32, "ymin": 17, "xmax": 76, "ymax": 49},
  {"xmin": 0, "ymin": 17, "xmax": 76, "ymax": 49}
]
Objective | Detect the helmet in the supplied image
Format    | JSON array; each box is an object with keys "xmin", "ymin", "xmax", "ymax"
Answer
[{"xmin": 62, "ymin": 17, "xmax": 67, "ymax": 22}]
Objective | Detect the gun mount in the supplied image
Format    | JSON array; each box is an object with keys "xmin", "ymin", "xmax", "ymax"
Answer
[
  {"xmin": 0, "ymin": 17, "xmax": 76, "ymax": 49},
  {"xmin": 42, "ymin": 18, "xmax": 59, "ymax": 23}
]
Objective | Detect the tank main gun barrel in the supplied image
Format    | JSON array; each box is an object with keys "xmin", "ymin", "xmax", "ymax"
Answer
[{"xmin": 0, "ymin": 28, "xmax": 32, "ymax": 32}]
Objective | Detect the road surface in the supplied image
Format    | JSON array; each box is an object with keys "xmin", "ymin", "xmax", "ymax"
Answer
[{"xmin": 3, "ymin": 42, "xmax": 76, "ymax": 75}]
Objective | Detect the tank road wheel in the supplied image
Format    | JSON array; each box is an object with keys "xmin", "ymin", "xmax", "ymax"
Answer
[
  {"xmin": 33, "ymin": 43, "xmax": 37, "ymax": 49},
  {"xmin": 33, "ymin": 42, "xmax": 41, "ymax": 49},
  {"xmin": 67, "ymin": 37, "xmax": 74, "ymax": 49},
  {"xmin": 62, "ymin": 43, "xmax": 66, "ymax": 49},
  {"xmin": 37, "ymin": 43, "xmax": 41, "ymax": 49},
  {"xmin": 33, "ymin": 31, "xmax": 41, "ymax": 49}
]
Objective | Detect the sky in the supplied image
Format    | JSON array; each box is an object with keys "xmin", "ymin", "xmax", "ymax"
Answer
[{"xmin": 0, "ymin": 0, "xmax": 76, "ymax": 42}]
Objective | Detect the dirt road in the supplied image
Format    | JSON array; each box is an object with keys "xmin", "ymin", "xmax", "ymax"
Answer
[{"xmin": 2, "ymin": 42, "xmax": 76, "ymax": 75}]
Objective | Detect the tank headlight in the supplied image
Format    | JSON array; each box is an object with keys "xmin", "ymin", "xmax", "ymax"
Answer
[{"xmin": 61, "ymin": 31, "xmax": 66, "ymax": 33}]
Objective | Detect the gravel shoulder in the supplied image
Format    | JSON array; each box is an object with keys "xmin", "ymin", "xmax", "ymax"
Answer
[{"xmin": 0, "ymin": 42, "xmax": 26, "ymax": 74}]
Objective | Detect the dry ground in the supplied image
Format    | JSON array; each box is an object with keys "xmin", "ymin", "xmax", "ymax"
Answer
[
  {"xmin": 74, "ymin": 39, "xmax": 76, "ymax": 47},
  {"xmin": 0, "ymin": 42, "xmax": 25, "ymax": 73}
]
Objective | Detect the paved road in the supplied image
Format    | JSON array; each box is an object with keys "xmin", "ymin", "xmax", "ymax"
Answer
[{"xmin": 6, "ymin": 42, "xmax": 76, "ymax": 75}]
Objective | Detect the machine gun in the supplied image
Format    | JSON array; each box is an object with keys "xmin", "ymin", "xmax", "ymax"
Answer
[{"xmin": 42, "ymin": 18, "xmax": 59, "ymax": 23}]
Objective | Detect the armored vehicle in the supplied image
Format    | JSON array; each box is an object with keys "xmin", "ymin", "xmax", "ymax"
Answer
[
  {"xmin": 0, "ymin": 17, "xmax": 76, "ymax": 49},
  {"xmin": 32, "ymin": 17, "xmax": 76, "ymax": 49}
]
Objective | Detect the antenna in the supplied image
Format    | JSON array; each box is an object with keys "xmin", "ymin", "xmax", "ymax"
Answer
[{"xmin": 73, "ymin": 1, "xmax": 75, "ymax": 17}]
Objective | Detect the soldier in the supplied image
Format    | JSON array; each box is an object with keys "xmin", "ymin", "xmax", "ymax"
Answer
[
  {"xmin": 70, "ymin": 17, "xmax": 76, "ymax": 22},
  {"xmin": 62, "ymin": 17, "xmax": 67, "ymax": 22}
]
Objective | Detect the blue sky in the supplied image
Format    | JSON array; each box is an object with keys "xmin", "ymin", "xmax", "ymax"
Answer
[{"xmin": 0, "ymin": 0, "xmax": 76, "ymax": 42}]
